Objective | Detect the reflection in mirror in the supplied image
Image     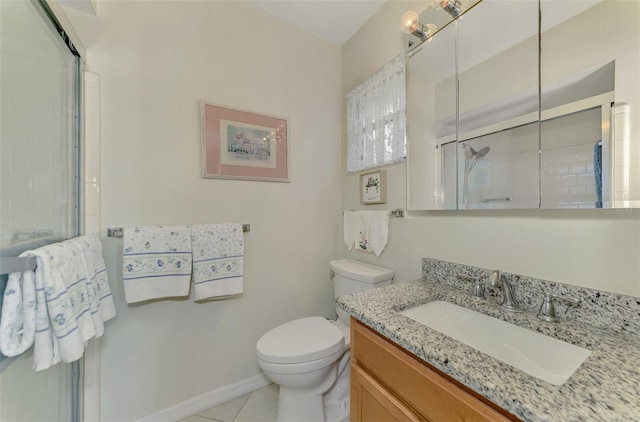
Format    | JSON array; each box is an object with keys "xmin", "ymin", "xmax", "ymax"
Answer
[
  {"xmin": 406, "ymin": 0, "xmax": 639, "ymax": 210},
  {"xmin": 540, "ymin": 0, "xmax": 640, "ymax": 208},
  {"xmin": 403, "ymin": 0, "xmax": 483, "ymax": 52},
  {"xmin": 406, "ymin": 22, "xmax": 457, "ymax": 210},
  {"xmin": 405, "ymin": 1, "xmax": 482, "ymax": 211},
  {"xmin": 456, "ymin": 0, "xmax": 540, "ymax": 209}
]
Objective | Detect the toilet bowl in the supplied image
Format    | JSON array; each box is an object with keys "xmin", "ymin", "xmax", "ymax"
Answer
[{"xmin": 256, "ymin": 259, "xmax": 394, "ymax": 422}]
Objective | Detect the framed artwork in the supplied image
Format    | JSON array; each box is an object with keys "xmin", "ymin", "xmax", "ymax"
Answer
[
  {"xmin": 202, "ymin": 102, "xmax": 289, "ymax": 182},
  {"xmin": 360, "ymin": 169, "xmax": 387, "ymax": 204}
]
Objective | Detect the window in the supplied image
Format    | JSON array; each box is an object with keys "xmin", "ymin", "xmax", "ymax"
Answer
[{"xmin": 346, "ymin": 54, "xmax": 406, "ymax": 174}]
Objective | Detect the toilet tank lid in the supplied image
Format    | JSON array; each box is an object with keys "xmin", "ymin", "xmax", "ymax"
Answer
[{"xmin": 330, "ymin": 259, "xmax": 394, "ymax": 283}]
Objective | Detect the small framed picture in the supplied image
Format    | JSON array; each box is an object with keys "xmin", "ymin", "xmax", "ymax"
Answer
[{"xmin": 360, "ymin": 170, "xmax": 387, "ymax": 205}]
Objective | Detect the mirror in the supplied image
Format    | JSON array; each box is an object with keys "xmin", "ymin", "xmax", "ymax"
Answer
[
  {"xmin": 406, "ymin": 0, "xmax": 640, "ymax": 210},
  {"xmin": 406, "ymin": 19, "xmax": 457, "ymax": 210},
  {"xmin": 457, "ymin": 0, "xmax": 539, "ymax": 209},
  {"xmin": 540, "ymin": 0, "xmax": 640, "ymax": 208}
]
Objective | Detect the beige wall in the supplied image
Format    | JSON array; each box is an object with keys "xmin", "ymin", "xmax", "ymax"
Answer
[
  {"xmin": 66, "ymin": 1, "xmax": 342, "ymax": 420},
  {"xmin": 341, "ymin": 1, "xmax": 640, "ymax": 297}
]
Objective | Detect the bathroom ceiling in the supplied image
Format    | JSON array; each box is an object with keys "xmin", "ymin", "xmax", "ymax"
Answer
[{"xmin": 245, "ymin": 0, "xmax": 386, "ymax": 45}]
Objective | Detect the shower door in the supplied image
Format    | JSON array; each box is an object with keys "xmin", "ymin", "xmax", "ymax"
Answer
[{"xmin": 0, "ymin": 0, "xmax": 82, "ymax": 420}]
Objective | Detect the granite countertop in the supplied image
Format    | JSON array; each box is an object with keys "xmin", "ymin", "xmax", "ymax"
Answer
[{"xmin": 337, "ymin": 279, "xmax": 640, "ymax": 422}]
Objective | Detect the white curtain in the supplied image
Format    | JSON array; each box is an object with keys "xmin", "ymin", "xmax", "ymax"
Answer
[{"xmin": 346, "ymin": 54, "xmax": 406, "ymax": 174}]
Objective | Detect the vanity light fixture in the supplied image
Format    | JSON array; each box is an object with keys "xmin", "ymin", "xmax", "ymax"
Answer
[
  {"xmin": 401, "ymin": 10, "xmax": 437, "ymax": 41},
  {"xmin": 432, "ymin": 0, "xmax": 464, "ymax": 18}
]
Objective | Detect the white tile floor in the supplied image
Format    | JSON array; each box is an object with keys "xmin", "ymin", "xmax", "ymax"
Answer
[{"xmin": 178, "ymin": 384, "xmax": 279, "ymax": 422}]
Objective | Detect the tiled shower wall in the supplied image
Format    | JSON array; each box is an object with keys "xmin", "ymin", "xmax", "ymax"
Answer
[
  {"xmin": 540, "ymin": 107, "xmax": 601, "ymax": 208},
  {"xmin": 83, "ymin": 70, "xmax": 102, "ymax": 422},
  {"xmin": 459, "ymin": 121, "xmax": 540, "ymax": 209},
  {"xmin": 0, "ymin": 47, "xmax": 76, "ymax": 247},
  {"xmin": 449, "ymin": 105, "xmax": 605, "ymax": 210}
]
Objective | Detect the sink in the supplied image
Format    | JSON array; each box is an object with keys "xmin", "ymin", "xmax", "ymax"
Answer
[{"xmin": 400, "ymin": 300, "xmax": 592, "ymax": 385}]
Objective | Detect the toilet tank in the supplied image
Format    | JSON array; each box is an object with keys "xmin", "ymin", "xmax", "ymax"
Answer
[{"xmin": 330, "ymin": 259, "xmax": 394, "ymax": 325}]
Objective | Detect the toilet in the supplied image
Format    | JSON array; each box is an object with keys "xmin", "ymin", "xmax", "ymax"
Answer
[{"xmin": 256, "ymin": 259, "xmax": 394, "ymax": 422}]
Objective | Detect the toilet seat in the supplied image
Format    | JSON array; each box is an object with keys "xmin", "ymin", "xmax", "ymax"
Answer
[
  {"xmin": 256, "ymin": 317, "xmax": 344, "ymax": 365},
  {"xmin": 257, "ymin": 348, "xmax": 345, "ymax": 375},
  {"xmin": 330, "ymin": 319, "xmax": 350, "ymax": 347}
]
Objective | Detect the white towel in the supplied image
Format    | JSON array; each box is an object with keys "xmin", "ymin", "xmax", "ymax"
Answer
[
  {"xmin": 343, "ymin": 211, "xmax": 375, "ymax": 253},
  {"xmin": 343, "ymin": 211, "xmax": 355, "ymax": 251},
  {"xmin": 344, "ymin": 211, "xmax": 371, "ymax": 252},
  {"xmin": 343, "ymin": 211, "xmax": 389, "ymax": 257},
  {"xmin": 191, "ymin": 224, "xmax": 244, "ymax": 301},
  {"xmin": 27, "ymin": 244, "xmax": 93, "ymax": 370},
  {"xmin": 1, "ymin": 237, "xmax": 116, "ymax": 371},
  {"xmin": 368, "ymin": 211, "xmax": 389, "ymax": 257},
  {"xmin": 66, "ymin": 235, "xmax": 116, "ymax": 337},
  {"xmin": 122, "ymin": 226, "xmax": 192, "ymax": 304},
  {"xmin": 32, "ymin": 254, "xmax": 61, "ymax": 371},
  {"xmin": 0, "ymin": 255, "xmax": 37, "ymax": 357}
]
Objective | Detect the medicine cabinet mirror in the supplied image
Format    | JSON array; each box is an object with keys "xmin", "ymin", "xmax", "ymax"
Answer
[{"xmin": 406, "ymin": 0, "xmax": 640, "ymax": 210}]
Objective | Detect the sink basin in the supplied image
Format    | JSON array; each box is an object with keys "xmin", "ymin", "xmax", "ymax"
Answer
[{"xmin": 400, "ymin": 300, "xmax": 592, "ymax": 385}]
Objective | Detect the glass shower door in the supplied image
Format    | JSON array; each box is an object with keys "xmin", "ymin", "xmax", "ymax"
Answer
[{"xmin": 0, "ymin": 0, "xmax": 81, "ymax": 420}]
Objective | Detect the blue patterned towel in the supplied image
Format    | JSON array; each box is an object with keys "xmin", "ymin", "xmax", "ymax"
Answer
[
  {"xmin": 123, "ymin": 226, "xmax": 192, "ymax": 304},
  {"xmin": 191, "ymin": 224, "xmax": 244, "ymax": 301},
  {"xmin": 27, "ymin": 243, "xmax": 96, "ymax": 370},
  {"xmin": 67, "ymin": 235, "xmax": 116, "ymax": 336}
]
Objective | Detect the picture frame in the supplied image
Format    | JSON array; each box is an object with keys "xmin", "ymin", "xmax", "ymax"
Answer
[
  {"xmin": 360, "ymin": 169, "xmax": 387, "ymax": 204},
  {"xmin": 202, "ymin": 102, "xmax": 289, "ymax": 182}
]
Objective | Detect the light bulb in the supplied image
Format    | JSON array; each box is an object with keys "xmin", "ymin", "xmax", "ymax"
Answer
[
  {"xmin": 423, "ymin": 23, "xmax": 438, "ymax": 40},
  {"xmin": 401, "ymin": 11, "xmax": 420, "ymax": 34},
  {"xmin": 432, "ymin": 0, "xmax": 463, "ymax": 17},
  {"xmin": 401, "ymin": 11, "xmax": 437, "ymax": 41}
]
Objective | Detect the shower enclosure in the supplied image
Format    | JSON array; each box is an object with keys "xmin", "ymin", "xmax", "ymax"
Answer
[{"xmin": 0, "ymin": 0, "xmax": 82, "ymax": 420}]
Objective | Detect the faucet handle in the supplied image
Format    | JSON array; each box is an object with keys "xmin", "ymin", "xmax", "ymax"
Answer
[
  {"xmin": 458, "ymin": 273, "xmax": 485, "ymax": 300},
  {"xmin": 471, "ymin": 279, "xmax": 485, "ymax": 300},
  {"xmin": 487, "ymin": 270, "xmax": 501, "ymax": 287},
  {"xmin": 537, "ymin": 293, "xmax": 581, "ymax": 323}
]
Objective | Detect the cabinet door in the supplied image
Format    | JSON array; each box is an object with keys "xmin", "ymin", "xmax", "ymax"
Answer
[
  {"xmin": 351, "ymin": 363, "xmax": 421, "ymax": 422},
  {"xmin": 351, "ymin": 318, "xmax": 518, "ymax": 422}
]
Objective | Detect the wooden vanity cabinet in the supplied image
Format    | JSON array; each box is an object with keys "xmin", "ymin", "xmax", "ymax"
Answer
[{"xmin": 350, "ymin": 318, "xmax": 519, "ymax": 422}]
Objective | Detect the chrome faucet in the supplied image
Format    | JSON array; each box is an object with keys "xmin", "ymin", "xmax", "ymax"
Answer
[
  {"xmin": 488, "ymin": 270, "xmax": 521, "ymax": 312},
  {"xmin": 537, "ymin": 292, "xmax": 581, "ymax": 323},
  {"xmin": 458, "ymin": 273, "xmax": 485, "ymax": 300}
]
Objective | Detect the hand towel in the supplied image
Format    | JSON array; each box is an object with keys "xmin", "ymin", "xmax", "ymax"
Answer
[
  {"xmin": 191, "ymin": 224, "xmax": 244, "ymax": 300},
  {"xmin": 343, "ymin": 211, "xmax": 372, "ymax": 253},
  {"xmin": 0, "ymin": 257, "xmax": 36, "ymax": 357},
  {"xmin": 122, "ymin": 225, "xmax": 192, "ymax": 304},
  {"xmin": 29, "ymin": 244, "xmax": 92, "ymax": 369},
  {"xmin": 66, "ymin": 235, "xmax": 116, "ymax": 337},
  {"xmin": 368, "ymin": 211, "xmax": 390, "ymax": 257},
  {"xmin": 343, "ymin": 211, "xmax": 355, "ymax": 251},
  {"xmin": 32, "ymin": 256, "xmax": 61, "ymax": 371}
]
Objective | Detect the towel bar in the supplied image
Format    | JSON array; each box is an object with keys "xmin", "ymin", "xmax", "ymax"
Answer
[
  {"xmin": 481, "ymin": 197, "xmax": 513, "ymax": 203},
  {"xmin": 107, "ymin": 224, "xmax": 251, "ymax": 238},
  {"xmin": 345, "ymin": 209, "xmax": 405, "ymax": 218},
  {"xmin": 0, "ymin": 256, "xmax": 37, "ymax": 275}
]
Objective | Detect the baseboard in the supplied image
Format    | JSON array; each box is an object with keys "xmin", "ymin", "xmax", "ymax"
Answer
[{"xmin": 136, "ymin": 373, "xmax": 272, "ymax": 422}]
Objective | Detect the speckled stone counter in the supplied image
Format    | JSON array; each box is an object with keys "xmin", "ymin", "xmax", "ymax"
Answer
[{"xmin": 337, "ymin": 273, "xmax": 640, "ymax": 421}]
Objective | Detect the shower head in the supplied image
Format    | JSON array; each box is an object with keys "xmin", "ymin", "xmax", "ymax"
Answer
[
  {"xmin": 463, "ymin": 144, "xmax": 477, "ymax": 160},
  {"xmin": 469, "ymin": 146, "xmax": 490, "ymax": 171},
  {"xmin": 475, "ymin": 146, "xmax": 490, "ymax": 160}
]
